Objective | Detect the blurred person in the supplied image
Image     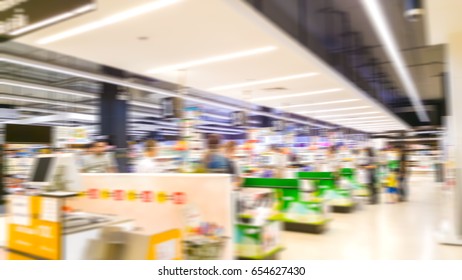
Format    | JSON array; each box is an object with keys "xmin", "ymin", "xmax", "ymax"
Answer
[
  {"xmin": 135, "ymin": 139, "xmax": 161, "ymax": 173},
  {"xmin": 385, "ymin": 168, "xmax": 400, "ymax": 203},
  {"xmin": 203, "ymin": 134, "xmax": 236, "ymax": 177},
  {"xmin": 270, "ymin": 144, "xmax": 287, "ymax": 178},
  {"xmin": 397, "ymin": 147, "xmax": 409, "ymax": 202},
  {"xmin": 81, "ymin": 141, "xmax": 118, "ymax": 173},
  {"xmin": 224, "ymin": 140, "xmax": 243, "ymax": 189},
  {"xmin": 364, "ymin": 147, "xmax": 378, "ymax": 204}
]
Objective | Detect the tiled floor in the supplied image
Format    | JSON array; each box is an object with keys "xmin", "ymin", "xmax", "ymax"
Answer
[{"xmin": 281, "ymin": 174, "xmax": 462, "ymax": 259}]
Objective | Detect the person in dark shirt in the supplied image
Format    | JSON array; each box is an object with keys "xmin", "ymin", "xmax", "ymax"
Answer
[{"xmin": 398, "ymin": 148, "xmax": 408, "ymax": 202}]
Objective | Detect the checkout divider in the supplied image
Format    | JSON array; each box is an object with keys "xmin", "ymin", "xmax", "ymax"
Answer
[{"xmin": 6, "ymin": 174, "xmax": 234, "ymax": 260}]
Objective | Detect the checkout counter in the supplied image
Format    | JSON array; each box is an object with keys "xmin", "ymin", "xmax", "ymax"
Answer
[{"xmin": 5, "ymin": 154, "xmax": 234, "ymax": 260}]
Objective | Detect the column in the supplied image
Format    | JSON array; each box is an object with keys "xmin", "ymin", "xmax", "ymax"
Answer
[{"xmin": 100, "ymin": 67, "xmax": 128, "ymax": 172}]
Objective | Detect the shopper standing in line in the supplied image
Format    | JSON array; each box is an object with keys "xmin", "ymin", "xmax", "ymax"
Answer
[
  {"xmin": 224, "ymin": 140, "xmax": 243, "ymax": 189},
  {"xmin": 203, "ymin": 134, "xmax": 236, "ymax": 177},
  {"xmin": 398, "ymin": 147, "xmax": 408, "ymax": 202},
  {"xmin": 364, "ymin": 147, "xmax": 378, "ymax": 204},
  {"xmin": 81, "ymin": 141, "xmax": 118, "ymax": 173},
  {"xmin": 270, "ymin": 144, "xmax": 287, "ymax": 178},
  {"xmin": 135, "ymin": 139, "xmax": 161, "ymax": 173}
]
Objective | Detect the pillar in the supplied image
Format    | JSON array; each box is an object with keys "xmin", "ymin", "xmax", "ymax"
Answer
[
  {"xmin": 100, "ymin": 67, "xmax": 128, "ymax": 172},
  {"xmin": 438, "ymin": 31, "xmax": 462, "ymax": 244}
]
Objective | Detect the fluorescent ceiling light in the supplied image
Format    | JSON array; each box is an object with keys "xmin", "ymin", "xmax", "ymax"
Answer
[
  {"xmin": 202, "ymin": 112, "xmax": 229, "ymax": 120},
  {"xmin": 0, "ymin": 79, "xmax": 94, "ymax": 98},
  {"xmin": 129, "ymin": 100, "xmax": 161, "ymax": 109},
  {"xmin": 38, "ymin": 0, "xmax": 181, "ymax": 44},
  {"xmin": 280, "ymin": 99, "xmax": 359, "ymax": 109},
  {"xmin": 316, "ymin": 112, "xmax": 381, "ymax": 118},
  {"xmin": 148, "ymin": 46, "xmax": 277, "ymax": 74},
  {"xmin": 208, "ymin": 72, "xmax": 319, "ymax": 91},
  {"xmin": 198, "ymin": 129, "xmax": 239, "ymax": 135},
  {"xmin": 9, "ymin": 4, "xmax": 96, "ymax": 36},
  {"xmin": 131, "ymin": 111, "xmax": 161, "ymax": 118},
  {"xmin": 328, "ymin": 116, "xmax": 387, "ymax": 121},
  {"xmin": 299, "ymin": 106, "xmax": 370, "ymax": 114},
  {"xmin": 251, "ymin": 88, "xmax": 342, "ymax": 102},
  {"xmin": 361, "ymin": 0, "xmax": 429, "ymax": 122},
  {"xmin": 0, "ymin": 95, "xmax": 93, "ymax": 109},
  {"xmin": 338, "ymin": 120, "xmax": 397, "ymax": 125},
  {"xmin": 197, "ymin": 126, "xmax": 242, "ymax": 133},
  {"xmin": 0, "ymin": 54, "xmax": 329, "ymax": 129}
]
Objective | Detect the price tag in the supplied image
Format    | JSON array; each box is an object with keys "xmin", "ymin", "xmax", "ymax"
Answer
[
  {"xmin": 157, "ymin": 191, "xmax": 168, "ymax": 203},
  {"xmin": 173, "ymin": 192, "xmax": 187, "ymax": 205},
  {"xmin": 100, "ymin": 189, "xmax": 111, "ymax": 200},
  {"xmin": 127, "ymin": 190, "xmax": 138, "ymax": 201},
  {"xmin": 141, "ymin": 191, "xmax": 153, "ymax": 203}
]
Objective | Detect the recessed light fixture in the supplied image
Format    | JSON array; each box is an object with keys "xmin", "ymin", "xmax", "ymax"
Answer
[
  {"xmin": 208, "ymin": 72, "xmax": 319, "ymax": 91},
  {"xmin": 148, "ymin": 46, "xmax": 277, "ymax": 74},
  {"xmin": 251, "ymin": 88, "xmax": 342, "ymax": 102},
  {"xmin": 280, "ymin": 99, "xmax": 359, "ymax": 109},
  {"xmin": 37, "ymin": 0, "xmax": 181, "ymax": 44},
  {"xmin": 299, "ymin": 106, "xmax": 370, "ymax": 114},
  {"xmin": 361, "ymin": 0, "xmax": 429, "ymax": 122}
]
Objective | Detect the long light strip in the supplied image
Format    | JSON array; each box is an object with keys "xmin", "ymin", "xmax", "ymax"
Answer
[
  {"xmin": 198, "ymin": 129, "xmax": 240, "ymax": 135},
  {"xmin": 328, "ymin": 116, "xmax": 387, "ymax": 121},
  {"xmin": 0, "ymin": 79, "xmax": 95, "ymax": 98},
  {"xmin": 129, "ymin": 100, "xmax": 161, "ymax": 109},
  {"xmin": 251, "ymin": 88, "xmax": 342, "ymax": 102},
  {"xmin": 0, "ymin": 95, "xmax": 93, "ymax": 109},
  {"xmin": 38, "ymin": 0, "xmax": 182, "ymax": 44},
  {"xmin": 336, "ymin": 120, "xmax": 397, "ymax": 125},
  {"xmin": 202, "ymin": 112, "xmax": 229, "ymax": 120},
  {"xmin": 315, "ymin": 112, "xmax": 381, "ymax": 118},
  {"xmin": 9, "ymin": 4, "xmax": 96, "ymax": 36},
  {"xmin": 0, "ymin": 54, "xmax": 331, "ymax": 128},
  {"xmin": 148, "ymin": 46, "xmax": 277, "ymax": 74},
  {"xmin": 360, "ymin": 0, "xmax": 429, "ymax": 122},
  {"xmin": 131, "ymin": 111, "xmax": 162, "ymax": 118},
  {"xmin": 197, "ymin": 126, "xmax": 243, "ymax": 133},
  {"xmin": 299, "ymin": 106, "xmax": 370, "ymax": 114},
  {"xmin": 280, "ymin": 99, "xmax": 359, "ymax": 109},
  {"xmin": 208, "ymin": 72, "xmax": 319, "ymax": 91}
]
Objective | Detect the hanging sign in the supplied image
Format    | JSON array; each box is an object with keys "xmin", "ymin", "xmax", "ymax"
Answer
[
  {"xmin": 230, "ymin": 111, "xmax": 247, "ymax": 127},
  {"xmin": 272, "ymin": 119, "xmax": 285, "ymax": 132}
]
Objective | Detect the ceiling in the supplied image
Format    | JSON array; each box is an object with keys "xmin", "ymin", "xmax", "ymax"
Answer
[
  {"xmin": 425, "ymin": 0, "xmax": 462, "ymax": 45},
  {"xmin": 14, "ymin": 0, "xmax": 409, "ymax": 132}
]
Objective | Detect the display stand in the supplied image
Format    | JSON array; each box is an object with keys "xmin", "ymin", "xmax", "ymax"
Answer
[
  {"xmin": 242, "ymin": 178, "xmax": 329, "ymax": 234},
  {"xmin": 235, "ymin": 221, "xmax": 284, "ymax": 260},
  {"xmin": 5, "ymin": 193, "xmax": 134, "ymax": 260},
  {"xmin": 297, "ymin": 172, "xmax": 356, "ymax": 213}
]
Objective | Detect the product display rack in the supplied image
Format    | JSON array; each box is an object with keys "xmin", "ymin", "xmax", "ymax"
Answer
[
  {"xmin": 242, "ymin": 178, "xmax": 330, "ymax": 234},
  {"xmin": 297, "ymin": 172, "xmax": 356, "ymax": 214}
]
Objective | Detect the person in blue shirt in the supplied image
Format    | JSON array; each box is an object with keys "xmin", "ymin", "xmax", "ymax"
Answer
[{"xmin": 203, "ymin": 134, "xmax": 235, "ymax": 176}]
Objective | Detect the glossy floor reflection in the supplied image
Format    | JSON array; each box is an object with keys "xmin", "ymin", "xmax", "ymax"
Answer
[{"xmin": 281, "ymin": 174, "xmax": 462, "ymax": 259}]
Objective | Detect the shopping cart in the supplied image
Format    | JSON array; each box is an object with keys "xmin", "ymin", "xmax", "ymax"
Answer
[{"xmin": 182, "ymin": 237, "xmax": 228, "ymax": 260}]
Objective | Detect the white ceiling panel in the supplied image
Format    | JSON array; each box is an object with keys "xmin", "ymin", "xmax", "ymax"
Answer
[{"xmin": 15, "ymin": 0, "xmax": 409, "ymax": 132}]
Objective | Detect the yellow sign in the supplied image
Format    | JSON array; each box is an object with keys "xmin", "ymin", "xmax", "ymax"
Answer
[
  {"xmin": 100, "ymin": 189, "xmax": 111, "ymax": 200},
  {"xmin": 8, "ymin": 196, "xmax": 61, "ymax": 260},
  {"xmin": 146, "ymin": 229, "xmax": 182, "ymax": 260},
  {"xmin": 127, "ymin": 190, "xmax": 137, "ymax": 201},
  {"xmin": 157, "ymin": 192, "xmax": 168, "ymax": 203}
]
